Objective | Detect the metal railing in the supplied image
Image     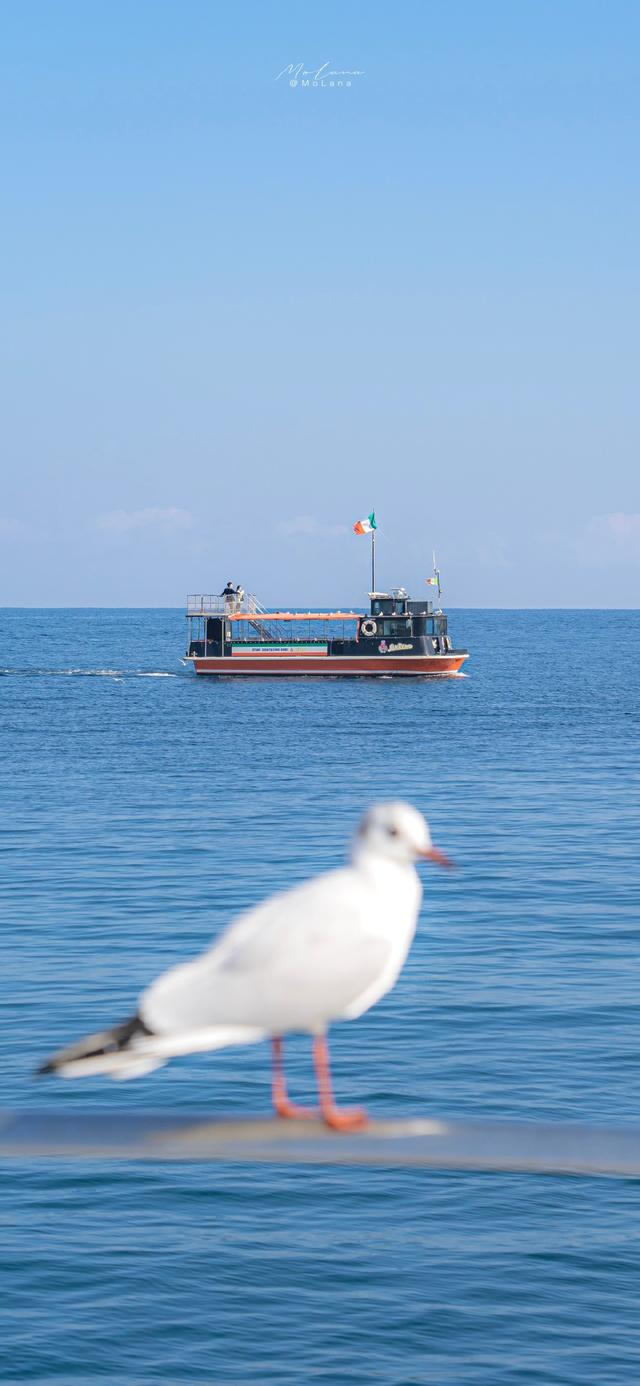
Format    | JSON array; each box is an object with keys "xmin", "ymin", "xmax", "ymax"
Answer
[
  {"xmin": 2, "ymin": 1110, "xmax": 640, "ymax": 1176},
  {"xmin": 186, "ymin": 594, "xmax": 227, "ymax": 614},
  {"xmin": 187, "ymin": 592, "xmax": 262, "ymax": 615},
  {"xmin": 186, "ymin": 594, "xmax": 279, "ymax": 639},
  {"xmin": 245, "ymin": 593, "xmax": 277, "ymax": 640}
]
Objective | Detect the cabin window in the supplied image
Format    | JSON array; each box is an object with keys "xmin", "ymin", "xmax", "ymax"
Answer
[{"xmin": 382, "ymin": 619, "xmax": 411, "ymax": 638}]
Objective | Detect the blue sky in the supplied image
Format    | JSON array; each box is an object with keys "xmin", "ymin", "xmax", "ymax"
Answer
[{"xmin": 1, "ymin": 1, "xmax": 638, "ymax": 606}]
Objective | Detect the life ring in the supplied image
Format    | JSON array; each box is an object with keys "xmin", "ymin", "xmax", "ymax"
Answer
[{"xmin": 361, "ymin": 618, "xmax": 377, "ymax": 637}]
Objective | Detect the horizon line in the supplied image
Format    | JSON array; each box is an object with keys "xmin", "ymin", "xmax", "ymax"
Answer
[{"xmin": 1, "ymin": 605, "xmax": 639, "ymax": 613}]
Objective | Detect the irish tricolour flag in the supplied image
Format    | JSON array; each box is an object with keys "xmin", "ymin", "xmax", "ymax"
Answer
[{"xmin": 353, "ymin": 511, "xmax": 377, "ymax": 535}]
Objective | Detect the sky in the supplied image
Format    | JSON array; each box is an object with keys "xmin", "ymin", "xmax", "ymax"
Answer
[{"xmin": 0, "ymin": 0, "xmax": 638, "ymax": 607}]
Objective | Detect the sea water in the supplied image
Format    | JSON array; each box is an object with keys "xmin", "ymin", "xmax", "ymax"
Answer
[{"xmin": 0, "ymin": 608, "xmax": 639, "ymax": 1384}]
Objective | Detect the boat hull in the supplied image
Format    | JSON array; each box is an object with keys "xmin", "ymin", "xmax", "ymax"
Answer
[{"xmin": 190, "ymin": 653, "xmax": 468, "ymax": 677}]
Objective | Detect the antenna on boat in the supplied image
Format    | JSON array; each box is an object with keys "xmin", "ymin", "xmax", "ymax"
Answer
[{"xmin": 426, "ymin": 551, "xmax": 442, "ymax": 601}]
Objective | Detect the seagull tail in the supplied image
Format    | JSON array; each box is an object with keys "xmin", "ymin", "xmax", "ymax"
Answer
[{"xmin": 36, "ymin": 1014, "xmax": 165, "ymax": 1081}]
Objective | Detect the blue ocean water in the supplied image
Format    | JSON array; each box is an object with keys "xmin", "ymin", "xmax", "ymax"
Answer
[{"xmin": 1, "ymin": 607, "xmax": 639, "ymax": 1385}]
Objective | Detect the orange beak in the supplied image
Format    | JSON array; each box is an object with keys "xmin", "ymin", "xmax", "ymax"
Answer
[{"xmin": 419, "ymin": 844, "xmax": 455, "ymax": 869}]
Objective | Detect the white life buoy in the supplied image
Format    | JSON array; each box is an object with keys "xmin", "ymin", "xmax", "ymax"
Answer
[{"xmin": 361, "ymin": 618, "xmax": 377, "ymax": 637}]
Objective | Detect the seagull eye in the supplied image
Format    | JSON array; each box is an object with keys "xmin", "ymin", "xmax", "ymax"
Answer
[{"xmin": 387, "ymin": 825, "xmax": 399, "ymax": 837}]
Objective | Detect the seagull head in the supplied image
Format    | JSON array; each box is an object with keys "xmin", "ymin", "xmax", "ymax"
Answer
[{"xmin": 353, "ymin": 801, "xmax": 453, "ymax": 868}]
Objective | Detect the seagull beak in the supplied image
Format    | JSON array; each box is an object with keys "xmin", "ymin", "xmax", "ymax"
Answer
[{"xmin": 418, "ymin": 844, "xmax": 455, "ymax": 869}]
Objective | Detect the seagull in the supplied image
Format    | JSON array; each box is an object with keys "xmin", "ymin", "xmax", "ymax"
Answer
[{"xmin": 37, "ymin": 802, "xmax": 452, "ymax": 1130}]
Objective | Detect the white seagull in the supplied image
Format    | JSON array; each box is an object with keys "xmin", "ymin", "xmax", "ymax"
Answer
[{"xmin": 38, "ymin": 802, "xmax": 452, "ymax": 1129}]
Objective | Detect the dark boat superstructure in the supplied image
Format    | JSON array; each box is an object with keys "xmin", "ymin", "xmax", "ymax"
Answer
[{"xmin": 185, "ymin": 589, "xmax": 468, "ymax": 677}]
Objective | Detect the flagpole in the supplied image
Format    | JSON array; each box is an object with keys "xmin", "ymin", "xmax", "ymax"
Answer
[{"xmin": 371, "ymin": 527, "xmax": 375, "ymax": 593}]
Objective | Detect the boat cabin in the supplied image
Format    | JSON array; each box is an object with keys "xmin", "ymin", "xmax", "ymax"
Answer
[{"xmin": 360, "ymin": 590, "xmax": 453, "ymax": 653}]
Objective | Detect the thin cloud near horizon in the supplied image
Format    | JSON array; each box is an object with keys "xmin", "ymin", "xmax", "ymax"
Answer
[
  {"xmin": 277, "ymin": 516, "xmax": 349, "ymax": 539},
  {"xmin": 537, "ymin": 513, "xmax": 640, "ymax": 568},
  {"xmin": 97, "ymin": 508, "xmax": 194, "ymax": 535}
]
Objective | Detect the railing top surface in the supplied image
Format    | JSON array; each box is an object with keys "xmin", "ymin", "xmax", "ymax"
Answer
[{"xmin": 3, "ymin": 1110, "xmax": 640, "ymax": 1176}]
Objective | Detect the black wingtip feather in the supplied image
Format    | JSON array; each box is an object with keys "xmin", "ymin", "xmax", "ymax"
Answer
[
  {"xmin": 35, "ymin": 1058, "xmax": 56, "ymax": 1077},
  {"xmin": 34, "ymin": 1013, "xmax": 154, "ymax": 1078}
]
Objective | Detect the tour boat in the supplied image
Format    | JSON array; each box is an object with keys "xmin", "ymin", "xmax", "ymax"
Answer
[{"xmin": 184, "ymin": 588, "xmax": 468, "ymax": 677}]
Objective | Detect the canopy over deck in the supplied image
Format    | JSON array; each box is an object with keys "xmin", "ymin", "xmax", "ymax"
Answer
[{"xmin": 230, "ymin": 611, "xmax": 358, "ymax": 622}]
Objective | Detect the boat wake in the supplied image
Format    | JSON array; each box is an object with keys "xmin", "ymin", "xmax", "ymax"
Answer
[{"xmin": 0, "ymin": 668, "xmax": 180, "ymax": 679}]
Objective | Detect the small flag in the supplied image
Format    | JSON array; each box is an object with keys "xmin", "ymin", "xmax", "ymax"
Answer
[
  {"xmin": 426, "ymin": 552, "xmax": 442, "ymax": 596},
  {"xmin": 353, "ymin": 511, "xmax": 377, "ymax": 535}
]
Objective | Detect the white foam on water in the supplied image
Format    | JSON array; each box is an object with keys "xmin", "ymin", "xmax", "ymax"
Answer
[
  {"xmin": 1, "ymin": 668, "xmax": 180, "ymax": 679},
  {"xmin": 62, "ymin": 669, "xmax": 124, "ymax": 677},
  {"xmin": 2, "ymin": 668, "xmax": 127, "ymax": 677}
]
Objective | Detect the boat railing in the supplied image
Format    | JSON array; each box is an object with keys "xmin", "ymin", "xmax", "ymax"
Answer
[
  {"xmin": 245, "ymin": 593, "xmax": 277, "ymax": 640},
  {"xmin": 187, "ymin": 594, "xmax": 228, "ymax": 614},
  {"xmin": 187, "ymin": 593, "xmax": 265, "ymax": 615},
  {"xmin": 186, "ymin": 593, "xmax": 278, "ymax": 639},
  {"xmin": 186, "ymin": 595, "xmax": 359, "ymax": 645}
]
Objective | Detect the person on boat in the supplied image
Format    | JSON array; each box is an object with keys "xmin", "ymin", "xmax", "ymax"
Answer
[{"xmin": 220, "ymin": 581, "xmax": 237, "ymax": 613}]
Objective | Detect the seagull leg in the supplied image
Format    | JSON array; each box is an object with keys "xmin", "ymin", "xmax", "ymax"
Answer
[
  {"xmin": 312, "ymin": 1035, "xmax": 368, "ymax": 1132},
  {"xmin": 271, "ymin": 1037, "xmax": 316, "ymax": 1120}
]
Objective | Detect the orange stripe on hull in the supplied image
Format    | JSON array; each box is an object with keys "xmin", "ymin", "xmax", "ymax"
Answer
[{"xmin": 193, "ymin": 655, "xmax": 468, "ymax": 677}]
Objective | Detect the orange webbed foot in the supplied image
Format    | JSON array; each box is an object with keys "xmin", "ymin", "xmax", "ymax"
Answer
[
  {"xmin": 320, "ymin": 1105, "xmax": 369, "ymax": 1133},
  {"xmin": 273, "ymin": 1094, "xmax": 318, "ymax": 1121}
]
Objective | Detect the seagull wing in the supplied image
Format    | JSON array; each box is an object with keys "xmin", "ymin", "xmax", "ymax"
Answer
[{"xmin": 140, "ymin": 868, "xmax": 393, "ymax": 1037}]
